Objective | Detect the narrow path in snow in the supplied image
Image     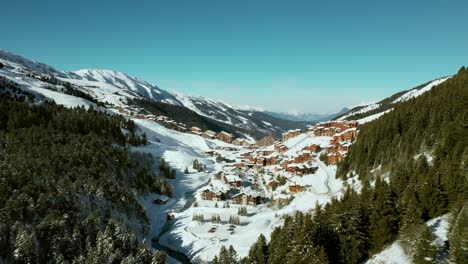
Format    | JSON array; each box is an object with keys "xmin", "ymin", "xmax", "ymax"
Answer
[{"xmin": 314, "ymin": 157, "xmax": 331, "ymax": 194}]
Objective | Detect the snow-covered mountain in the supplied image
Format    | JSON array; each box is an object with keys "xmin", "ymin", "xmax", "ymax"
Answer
[
  {"xmin": 171, "ymin": 92, "xmax": 309, "ymax": 137},
  {"xmin": 70, "ymin": 69, "xmax": 181, "ymax": 105},
  {"xmin": 335, "ymin": 77, "xmax": 451, "ymax": 123},
  {"xmin": 0, "ymin": 49, "xmax": 308, "ymax": 139}
]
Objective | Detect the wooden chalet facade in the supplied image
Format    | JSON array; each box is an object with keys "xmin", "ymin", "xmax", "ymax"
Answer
[
  {"xmin": 256, "ymin": 135, "xmax": 275, "ymax": 147},
  {"xmin": 217, "ymin": 131, "xmax": 234, "ymax": 143}
]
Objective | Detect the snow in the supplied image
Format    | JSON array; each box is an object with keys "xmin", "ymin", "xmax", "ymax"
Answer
[
  {"xmin": 355, "ymin": 109, "xmax": 393, "ymax": 124},
  {"xmin": 0, "ymin": 67, "xmax": 96, "ymax": 109},
  {"xmin": 393, "ymin": 77, "xmax": 450, "ymax": 103},
  {"xmin": 282, "ymin": 134, "xmax": 331, "ymax": 156},
  {"xmin": 71, "ymin": 69, "xmax": 178, "ymax": 104},
  {"xmin": 337, "ymin": 103, "xmax": 380, "ymax": 121},
  {"xmin": 262, "ymin": 121, "xmax": 273, "ymax": 127},
  {"xmin": 366, "ymin": 241, "xmax": 411, "ymax": 264},
  {"xmin": 426, "ymin": 214, "xmax": 449, "ymax": 248},
  {"xmin": 367, "ymin": 214, "xmax": 450, "ymax": 264}
]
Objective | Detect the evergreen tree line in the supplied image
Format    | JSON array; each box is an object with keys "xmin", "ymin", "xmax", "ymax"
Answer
[
  {"xmin": 213, "ymin": 67, "xmax": 467, "ymax": 263},
  {"xmin": 0, "ymin": 90, "xmax": 171, "ymax": 263}
]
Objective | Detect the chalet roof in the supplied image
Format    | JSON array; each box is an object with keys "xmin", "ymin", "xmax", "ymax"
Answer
[
  {"xmin": 224, "ymin": 174, "xmax": 241, "ymax": 182},
  {"xmin": 289, "ymin": 177, "xmax": 305, "ymax": 187},
  {"xmin": 232, "ymin": 187, "xmax": 261, "ymax": 198},
  {"xmin": 275, "ymin": 194, "xmax": 290, "ymax": 200}
]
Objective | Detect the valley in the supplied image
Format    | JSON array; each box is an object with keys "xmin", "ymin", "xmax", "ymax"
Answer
[{"xmin": 0, "ymin": 50, "xmax": 466, "ymax": 264}]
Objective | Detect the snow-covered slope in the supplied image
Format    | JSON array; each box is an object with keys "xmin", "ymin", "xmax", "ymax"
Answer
[
  {"xmin": 0, "ymin": 49, "xmax": 66, "ymax": 77},
  {"xmin": 70, "ymin": 69, "xmax": 181, "ymax": 105},
  {"xmin": 337, "ymin": 77, "xmax": 450, "ymax": 122},
  {"xmin": 366, "ymin": 214, "xmax": 450, "ymax": 264},
  {"xmin": 172, "ymin": 91, "xmax": 308, "ymax": 137},
  {"xmin": 393, "ymin": 77, "xmax": 450, "ymax": 103}
]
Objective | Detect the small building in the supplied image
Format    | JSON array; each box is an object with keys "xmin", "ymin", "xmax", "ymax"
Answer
[
  {"xmin": 256, "ymin": 135, "xmax": 275, "ymax": 147},
  {"xmin": 217, "ymin": 131, "xmax": 234, "ymax": 143},
  {"xmin": 223, "ymin": 174, "xmax": 242, "ymax": 187},
  {"xmin": 232, "ymin": 188, "xmax": 261, "ymax": 206},
  {"xmin": 202, "ymin": 130, "xmax": 217, "ymax": 139},
  {"xmin": 232, "ymin": 138, "xmax": 246, "ymax": 146},
  {"xmin": 289, "ymin": 179, "xmax": 305, "ymax": 193},
  {"xmin": 200, "ymin": 188, "xmax": 225, "ymax": 201},
  {"xmin": 274, "ymin": 194, "xmax": 290, "ymax": 203},
  {"xmin": 190, "ymin": 127, "xmax": 203, "ymax": 135}
]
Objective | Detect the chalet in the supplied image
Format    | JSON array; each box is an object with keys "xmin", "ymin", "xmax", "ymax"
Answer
[
  {"xmin": 190, "ymin": 127, "xmax": 203, "ymax": 135},
  {"xmin": 256, "ymin": 135, "xmax": 275, "ymax": 147},
  {"xmin": 303, "ymin": 144, "xmax": 321, "ymax": 153},
  {"xmin": 280, "ymin": 158, "xmax": 294, "ymax": 170},
  {"xmin": 232, "ymin": 138, "xmax": 246, "ymax": 146},
  {"xmin": 327, "ymin": 145, "xmax": 338, "ymax": 153},
  {"xmin": 232, "ymin": 188, "xmax": 261, "ymax": 206},
  {"xmin": 217, "ymin": 131, "xmax": 234, "ymax": 143},
  {"xmin": 205, "ymin": 150, "xmax": 217, "ymax": 157},
  {"xmin": 200, "ymin": 187, "xmax": 226, "ymax": 201},
  {"xmin": 267, "ymin": 180, "xmax": 279, "ymax": 189},
  {"xmin": 202, "ymin": 130, "xmax": 217, "ymax": 139},
  {"xmin": 156, "ymin": 116, "xmax": 170, "ymax": 122},
  {"xmin": 274, "ymin": 194, "xmax": 290, "ymax": 203},
  {"xmin": 176, "ymin": 125, "xmax": 188, "ymax": 132},
  {"xmin": 327, "ymin": 153, "xmax": 338, "ymax": 165},
  {"xmin": 338, "ymin": 141, "xmax": 352, "ymax": 152},
  {"xmin": 312, "ymin": 121, "xmax": 359, "ymax": 138},
  {"xmin": 265, "ymin": 155, "xmax": 278, "ymax": 166},
  {"xmin": 214, "ymin": 171, "xmax": 225, "ymax": 180},
  {"xmin": 286, "ymin": 163, "xmax": 314, "ymax": 175},
  {"xmin": 274, "ymin": 142, "xmax": 289, "ymax": 153},
  {"xmin": 223, "ymin": 174, "xmax": 242, "ymax": 187},
  {"xmin": 282, "ymin": 129, "xmax": 302, "ymax": 142},
  {"xmin": 293, "ymin": 150, "xmax": 311, "ymax": 163},
  {"xmin": 289, "ymin": 180, "xmax": 305, "ymax": 193},
  {"xmin": 242, "ymin": 140, "xmax": 252, "ymax": 147}
]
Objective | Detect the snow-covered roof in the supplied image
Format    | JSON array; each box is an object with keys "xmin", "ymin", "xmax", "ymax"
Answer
[{"xmin": 224, "ymin": 174, "xmax": 241, "ymax": 182}]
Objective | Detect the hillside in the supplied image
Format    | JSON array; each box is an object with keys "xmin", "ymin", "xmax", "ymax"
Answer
[
  {"xmin": 171, "ymin": 92, "xmax": 309, "ymax": 138},
  {"xmin": 0, "ymin": 82, "xmax": 169, "ymax": 263},
  {"xmin": 335, "ymin": 77, "xmax": 450, "ymax": 122},
  {"xmin": 214, "ymin": 67, "xmax": 467, "ymax": 264}
]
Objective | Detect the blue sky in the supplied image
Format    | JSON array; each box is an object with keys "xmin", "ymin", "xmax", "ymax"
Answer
[{"xmin": 2, "ymin": 0, "xmax": 467, "ymax": 113}]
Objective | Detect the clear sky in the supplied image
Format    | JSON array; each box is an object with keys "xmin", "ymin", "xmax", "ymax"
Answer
[{"xmin": 2, "ymin": 0, "xmax": 467, "ymax": 113}]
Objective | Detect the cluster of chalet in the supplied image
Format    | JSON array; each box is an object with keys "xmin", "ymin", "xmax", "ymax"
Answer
[
  {"xmin": 200, "ymin": 171, "xmax": 263, "ymax": 206},
  {"xmin": 116, "ymin": 106, "xmax": 189, "ymax": 132},
  {"xmin": 256, "ymin": 136, "xmax": 275, "ymax": 147},
  {"xmin": 308, "ymin": 121, "xmax": 359, "ymax": 165},
  {"xmin": 281, "ymin": 129, "xmax": 302, "ymax": 142},
  {"xmin": 274, "ymin": 141, "xmax": 289, "ymax": 153},
  {"xmin": 267, "ymin": 176, "xmax": 306, "ymax": 193},
  {"xmin": 191, "ymin": 127, "xmax": 231, "ymax": 143}
]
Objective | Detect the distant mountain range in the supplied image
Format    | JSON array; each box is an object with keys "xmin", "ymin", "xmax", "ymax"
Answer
[
  {"xmin": 0, "ymin": 50, "xmax": 313, "ymax": 139},
  {"xmin": 266, "ymin": 108, "xmax": 350, "ymax": 122}
]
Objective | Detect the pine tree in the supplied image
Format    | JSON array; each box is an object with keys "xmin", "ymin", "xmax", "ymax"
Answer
[
  {"xmin": 448, "ymin": 205, "xmax": 468, "ymax": 264},
  {"xmin": 413, "ymin": 225, "xmax": 437, "ymax": 264},
  {"xmin": 13, "ymin": 227, "xmax": 38, "ymax": 264},
  {"xmin": 245, "ymin": 234, "xmax": 268, "ymax": 264}
]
